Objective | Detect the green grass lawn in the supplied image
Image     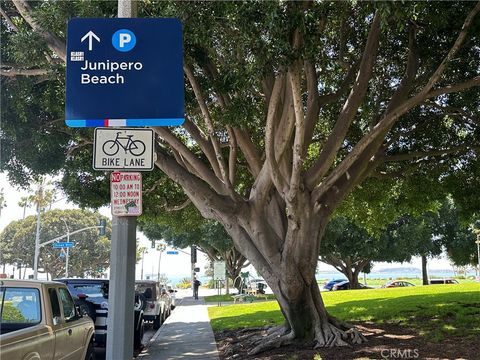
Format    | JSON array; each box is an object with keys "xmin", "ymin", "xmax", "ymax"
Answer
[{"xmin": 208, "ymin": 283, "xmax": 480, "ymax": 342}]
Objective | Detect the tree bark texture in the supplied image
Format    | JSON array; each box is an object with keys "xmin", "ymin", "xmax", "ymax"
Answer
[{"xmin": 421, "ymin": 255, "xmax": 429, "ymax": 286}]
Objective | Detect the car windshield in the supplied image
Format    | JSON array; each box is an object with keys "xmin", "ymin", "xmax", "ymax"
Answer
[
  {"xmin": 71, "ymin": 284, "xmax": 105, "ymax": 298},
  {"xmin": 135, "ymin": 284, "xmax": 156, "ymax": 299}
]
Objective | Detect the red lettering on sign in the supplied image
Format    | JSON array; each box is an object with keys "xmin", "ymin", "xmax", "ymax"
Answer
[{"xmin": 111, "ymin": 172, "xmax": 121, "ymax": 182}]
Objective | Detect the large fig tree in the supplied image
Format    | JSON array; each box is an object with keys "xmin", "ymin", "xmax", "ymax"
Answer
[{"xmin": 1, "ymin": 1, "xmax": 479, "ymax": 352}]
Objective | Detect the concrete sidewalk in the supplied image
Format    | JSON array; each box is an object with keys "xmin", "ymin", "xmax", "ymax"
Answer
[{"xmin": 140, "ymin": 296, "xmax": 220, "ymax": 360}]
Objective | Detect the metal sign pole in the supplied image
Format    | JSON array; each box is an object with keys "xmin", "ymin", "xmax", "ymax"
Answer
[
  {"xmin": 106, "ymin": 216, "xmax": 137, "ymax": 360},
  {"xmin": 105, "ymin": 3, "xmax": 138, "ymax": 360}
]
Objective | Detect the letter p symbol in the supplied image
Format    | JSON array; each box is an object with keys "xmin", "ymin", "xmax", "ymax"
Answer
[
  {"xmin": 112, "ymin": 29, "xmax": 136, "ymax": 52},
  {"xmin": 119, "ymin": 33, "xmax": 131, "ymax": 48}
]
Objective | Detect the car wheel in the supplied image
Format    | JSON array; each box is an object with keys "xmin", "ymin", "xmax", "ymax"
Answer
[
  {"xmin": 153, "ymin": 314, "xmax": 162, "ymax": 330},
  {"xmin": 133, "ymin": 317, "xmax": 144, "ymax": 351},
  {"xmin": 134, "ymin": 294, "xmax": 146, "ymax": 311},
  {"xmin": 84, "ymin": 341, "xmax": 95, "ymax": 360}
]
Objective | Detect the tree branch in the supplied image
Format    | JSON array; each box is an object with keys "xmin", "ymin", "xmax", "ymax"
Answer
[
  {"xmin": 306, "ymin": 13, "xmax": 381, "ymax": 189},
  {"xmin": 288, "ymin": 63, "xmax": 306, "ymax": 201},
  {"xmin": 1, "ymin": 67, "xmax": 48, "ymax": 77},
  {"xmin": 233, "ymin": 128, "xmax": 262, "ymax": 177},
  {"xmin": 384, "ymin": 145, "xmax": 477, "ymax": 162},
  {"xmin": 184, "ymin": 64, "xmax": 237, "ymax": 198},
  {"xmin": 12, "ymin": 0, "xmax": 66, "ymax": 62},
  {"xmin": 0, "ymin": 6, "xmax": 19, "ymax": 32},
  {"xmin": 312, "ymin": 4, "xmax": 480, "ymax": 201},
  {"xmin": 384, "ymin": 23, "xmax": 418, "ymax": 114},
  {"xmin": 182, "ymin": 116, "xmax": 222, "ymax": 178},
  {"xmin": 426, "ymin": 76, "xmax": 480, "ymax": 99},
  {"xmin": 154, "ymin": 147, "xmax": 238, "ymax": 218},
  {"xmin": 227, "ymin": 126, "xmax": 238, "ymax": 186},
  {"xmin": 303, "ymin": 60, "xmax": 320, "ymax": 153},
  {"xmin": 153, "ymin": 127, "xmax": 226, "ymax": 195},
  {"xmin": 162, "ymin": 198, "xmax": 191, "ymax": 212},
  {"xmin": 417, "ymin": 2, "xmax": 480, "ymax": 99},
  {"xmin": 265, "ymin": 73, "xmax": 288, "ymax": 197}
]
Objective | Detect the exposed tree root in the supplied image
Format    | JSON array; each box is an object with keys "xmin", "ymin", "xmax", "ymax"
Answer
[
  {"xmin": 314, "ymin": 322, "xmax": 367, "ymax": 348},
  {"xmin": 248, "ymin": 330, "xmax": 296, "ymax": 355},
  {"xmin": 266, "ymin": 324, "xmax": 289, "ymax": 336},
  {"xmin": 242, "ymin": 321, "xmax": 366, "ymax": 355}
]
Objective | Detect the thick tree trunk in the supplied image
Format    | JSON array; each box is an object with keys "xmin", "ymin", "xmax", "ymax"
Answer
[
  {"xmin": 221, "ymin": 202, "xmax": 366, "ymax": 354},
  {"xmin": 421, "ymin": 255, "xmax": 429, "ymax": 285},
  {"xmin": 248, "ymin": 271, "xmax": 366, "ymax": 354},
  {"xmin": 345, "ymin": 268, "xmax": 360, "ymax": 289}
]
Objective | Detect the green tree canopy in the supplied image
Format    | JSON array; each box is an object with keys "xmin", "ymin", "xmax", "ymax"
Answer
[{"xmin": 0, "ymin": 208, "xmax": 111, "ymax": 278}]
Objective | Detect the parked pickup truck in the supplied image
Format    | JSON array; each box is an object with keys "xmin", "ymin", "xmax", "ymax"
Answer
[{"xmin": 0, "ymin": 279, "xmax": 95, "ymax": 360}]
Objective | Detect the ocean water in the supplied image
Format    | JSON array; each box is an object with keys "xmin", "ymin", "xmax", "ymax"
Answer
[{"xmin": 314, "ymin": 270, "xmax": 468, "ymax": 281}]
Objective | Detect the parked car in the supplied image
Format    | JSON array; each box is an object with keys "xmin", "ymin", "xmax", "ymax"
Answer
[
  {"xmin": 56, "ymin": 278, "xmax": 145, "ymax": 350},
  {"xmin": 135, "ymin": 280, "xmax": 171, "ymax": 330},
  {"xmin": 429, "ymin": 278, "xmax": 459, "ymax": 285},
  {"xmin": 381, "ymin": 280, "xmax": 415, "ymax": 288},
  {"xmin": 323, "ymin": 279, "xmax": 347, "ymax": 291},
  {"xmin": 332, "ymin": 280, "xmax": 371, "ymax": 291},
  {"xmin": 0, "ymin": 279, "xmax": 95, "ymax": 360}
]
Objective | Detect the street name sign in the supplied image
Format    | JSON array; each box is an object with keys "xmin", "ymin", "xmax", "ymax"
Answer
[
  {"xmin": 65, "ymin": 18, "xmax": 184, "ymax": 128},
  {"xmin": 93, "ymin": 128, "xmax": 154, "ymax": 171},
  {"xmin": 213, "ymin": 261, "xmax": 226, "ymax": 281},
  {"xmin": 166, "ymin": 250, "xmax": 179, "ymax": 255},
  {"xmin": 53, "ymin": 242, "xmax": 74, "ymax": 248},
  {"xmin": 110, "ymin": 172, "xmax": 142, "ymax": 216}
]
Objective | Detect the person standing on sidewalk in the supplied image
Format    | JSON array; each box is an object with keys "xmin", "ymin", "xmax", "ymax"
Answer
[{"xmin": 193, "ymin": 278, "xmax": 201, "ymax": 300}]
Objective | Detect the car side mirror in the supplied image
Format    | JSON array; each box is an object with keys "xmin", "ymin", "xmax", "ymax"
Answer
[
  {"xmin": 75, "ymin": 306, "xmax": 84, "ymax": 318},
  {"xmin": 53, "ymin": 316, "xmax": 61, "ymax": 326}
]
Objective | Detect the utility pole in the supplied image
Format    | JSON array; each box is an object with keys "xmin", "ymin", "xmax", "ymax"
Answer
[
  {"xmin": 140, "ymin": 248, "xmax": 147, "ymax": 280},
  {"xmin": 157, "ymin": 243, "xmax": 166, "ymax": 281},
  {"xmin": 33, "ymin": 185, "xmax": 43, "ymax": 279},
  {"xmin": 105, "ymin": 2, "xmax": 138, "ymax": 360},
  {"xmin": 61, "ymin": 218, "xmax": 70, "ymax": 278}
]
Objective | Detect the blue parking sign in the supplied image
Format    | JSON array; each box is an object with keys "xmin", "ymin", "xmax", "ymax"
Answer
[{"xmin": 66, "ymin": 18, "xmax": 184, "ymax": 128}]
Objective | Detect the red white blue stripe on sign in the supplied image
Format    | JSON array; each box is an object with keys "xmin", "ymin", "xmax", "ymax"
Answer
[{"xmin": 66, "ymin": 118, "xmax": 184, "ymax": 127}]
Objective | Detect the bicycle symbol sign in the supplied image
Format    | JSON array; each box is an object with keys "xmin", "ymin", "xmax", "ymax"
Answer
[
  {"xmin": 93, "ymin": 128, "xmax": 154, "ymax": 171},
  {"xmin": 102, "ymin": 132, "xmax": 146, "ymax": 156}
]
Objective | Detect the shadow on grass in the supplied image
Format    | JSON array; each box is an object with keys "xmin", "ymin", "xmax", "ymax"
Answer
[{"xmin": 211, "ymin": 290, "xmax": 480, "ymax": 341}]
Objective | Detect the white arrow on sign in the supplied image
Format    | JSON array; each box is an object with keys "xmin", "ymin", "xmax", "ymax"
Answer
[{"xmin": 81, "ymin": 31, "xmax": 100, "ymax": 51}]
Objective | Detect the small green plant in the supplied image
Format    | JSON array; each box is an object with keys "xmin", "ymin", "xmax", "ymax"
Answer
[
  {"xmin": 176, "ymin": 277, "xmax": 192, "ymax": 289},
  {"xmin": 313, "ymin": 355, "xmax": 322, "ymax": 360}
]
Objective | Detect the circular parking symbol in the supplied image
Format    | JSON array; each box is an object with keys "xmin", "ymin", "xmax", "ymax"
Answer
[{"xmin": 112, "ymin": 29, "xmax": 136, "ymax": 52}]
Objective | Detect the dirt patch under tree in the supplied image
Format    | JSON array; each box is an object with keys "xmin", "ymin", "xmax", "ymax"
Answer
[{"xmin": 215, "ymin": 322, "xmax": 478, "ymax": 360}]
